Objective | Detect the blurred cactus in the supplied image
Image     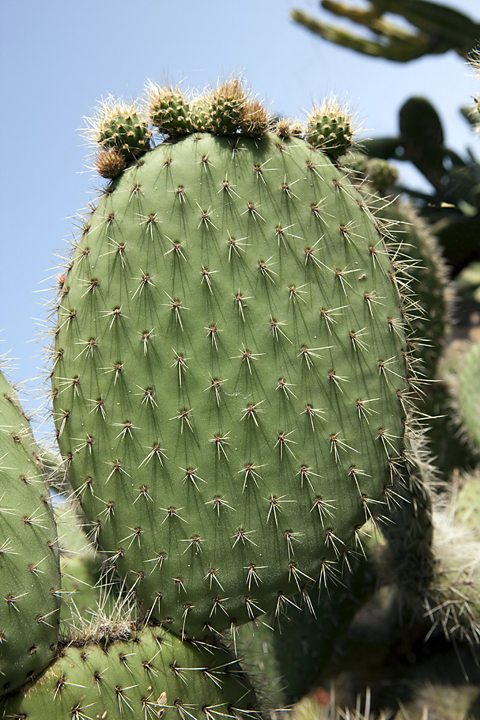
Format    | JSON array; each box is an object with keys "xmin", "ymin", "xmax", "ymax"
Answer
[{"xmin": 292, "ymin": 1, "xmax": 480, "ymax": 63}]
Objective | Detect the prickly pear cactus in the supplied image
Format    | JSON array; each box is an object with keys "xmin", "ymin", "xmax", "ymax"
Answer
[
  {"xmin": 457, "ymin": 341, "xmax": 480, "ymax": 454},
  {"xmin": 305, "ymin": 100, "xmax": 354, "ymax": 159},
  {"xmin": 0, "ymin": 367, "xmax": 61, "ymax": 695},
  {"xmin": 51, "ymin": 85, "xmax": 414, "ymax": 639},
  {"xmin": 378, "ymin": 200, "xmax": 452, "ymax": 376},
  {"xmin": 339, "ymin": 152, "xmax": 453, "ymax": 377},
  {"xmin": 0, "ymin": 625, "xmax": 258, "ymax": 720}
]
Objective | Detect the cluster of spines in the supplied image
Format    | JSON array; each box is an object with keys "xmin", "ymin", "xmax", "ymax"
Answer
[{"xmin": 0, "ymin": 364, "xmax": 62, "ymax": 697}]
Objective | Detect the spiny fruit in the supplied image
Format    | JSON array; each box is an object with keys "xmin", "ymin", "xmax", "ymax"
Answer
[
  {"xmin": 147, "ymin": 84, "xmax": 192, "ymax": 136},
  {"xmin": 0, "ymin": 366, "xmax": 61, "ymax": 696},
  {"xmin": 305, "ymin": 100, "xmax": 355, "ymax": 159},
  {"xmin": 0, "ymin": 625, "xmax": 258, "ymax": 720},
  {"xmin": 90, "ymin": 99, "xmax": 151, "ymax": 161},
  {"xmin": 340, "ymin": 152, "xmax": 398, "ymax": 194},
  {"xmin": 51, "ymin": 83, "xmax": 415, "ymax": 639},
  {"xmin": 208, "ymin": 79, "xmax": 248, "ymax": 135}
]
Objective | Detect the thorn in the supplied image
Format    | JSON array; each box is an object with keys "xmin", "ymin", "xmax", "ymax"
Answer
[
  {"xmin": 237, "ymin": 462, "xmax": 265, "ymax": 492},
  {"xmin": 269, "ymin": 317, "xmax": 292, "ymax": 344},
  {"xmin": 274, "ymin": 431, "xmax": 297, "ymax": 460},
  {"xmin": 209, "ymin": 433, "xmax": 230, "ymax": 460}
]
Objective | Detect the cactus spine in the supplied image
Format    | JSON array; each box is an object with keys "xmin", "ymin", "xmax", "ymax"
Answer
[{"xmin": 0, "ymin": 625, "xmax": 258, "ymax": 719}]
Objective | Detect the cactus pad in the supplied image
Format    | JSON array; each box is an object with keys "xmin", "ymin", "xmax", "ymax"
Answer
[
  {"xmin": 0, "ymin": 368, "xmax": 61, "ymax": 695},
  {"xmin": 52, "ymin": 128, "xmax": 412, "ymax": 638},
  {"xmin": 0, "ymin": 626, "xmax": 258, "ymax": 720}
]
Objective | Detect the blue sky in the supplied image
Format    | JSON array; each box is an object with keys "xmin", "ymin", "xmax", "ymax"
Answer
[{"xmin": 1, "ymin": 0, "xmax": 478, "ymax": 432}]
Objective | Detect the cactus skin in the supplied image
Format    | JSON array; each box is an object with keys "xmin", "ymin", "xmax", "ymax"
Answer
[
  {"xmin": 0, "ymin": 626, "xmax": 258, "ymax": 720},
  {"xmin": 0, "ymin": 368, "xmax": 61, "ymax": 696},
  {"xmin": 55, "ymin": 502, "xmax": 109, "ymax": 627},
  {"xmin": 51, "ymin": 126, "xmax": 413, "ymax": 639},
  {"xmin": 95, "ymin": 148, "xmax": 126, "ymax": 179}
]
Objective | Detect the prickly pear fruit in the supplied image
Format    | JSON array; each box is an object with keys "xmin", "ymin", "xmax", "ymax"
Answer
[
  {"xmin": 305, "ymin": 100, "xmax": 354, "ymax": 159},
  {"xmin": 340, "ymin": 151, "xmax": 452, "ymax": 377},
  {"xmin": 92, "ymin": 100, "xmax": 151, "ymax": 161},
  {"xmin": 51, "ymin": 91, "xmax": 414, "ymax": 639},
  {"xmin": 147, "ymin": 85, "xmax": 192, "ymax": 136},
  {"xmin": 0, "ymin": 367, "xmax": 61, "ymax": 696},
  {"xmin": 0, "ymin": 625, "xmax": 258, "ymax": 720}
]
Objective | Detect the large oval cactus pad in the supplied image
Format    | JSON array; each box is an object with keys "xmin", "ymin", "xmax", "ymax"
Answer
[{"xmin": 52, "ymin": 132, "xmax": 410, "ymax": 637}]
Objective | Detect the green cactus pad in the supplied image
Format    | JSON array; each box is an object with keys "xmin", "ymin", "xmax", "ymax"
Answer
[
  {"xmin": 235, "ymin": 549, "xmax": 377, "ymax": 708},
  {"xmin": 0, "ymin": 368, "xmax": 61, "ymax": 695},
  {"xmin": 55, "ymin": 501, "xmax": 123, "ymax": 628},
  {"xmin": 0, "ymin": 626, "xmax": 258, "ymax": 720},
  {"xmin": 457, "ymin": 341, "xmax": 480, "ymax": 454},
  {"xmin": 52, "ymin": 130, "xmax": 411, "ymax": 638}
]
